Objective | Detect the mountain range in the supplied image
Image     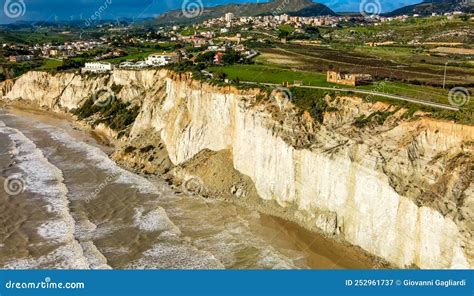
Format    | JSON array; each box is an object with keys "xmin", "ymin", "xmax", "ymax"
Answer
[
  {"xmin": 387, "ymin": 0, "xmax": 474, "ymax": 16},
  {"xmin": 156, "ymin": 0, "xmax": 336, "ymax": 25},
  {"xmin": 156, "ymin": 0, "xmax": 473, "ymax": 25}
]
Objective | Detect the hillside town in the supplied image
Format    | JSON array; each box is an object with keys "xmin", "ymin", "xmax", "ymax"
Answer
[
  {"xmin": 4, "ymin": 10, "xmax": 471, "ymax": 57},
  {"xmin": 1, "ymin": 9, "xmax": 473, "ymax": 80}
]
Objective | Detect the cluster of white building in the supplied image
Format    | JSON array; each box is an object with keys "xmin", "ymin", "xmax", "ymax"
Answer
[
  {"xmin": 199, "ymin": 11, "xmax": 472, "ymax": 31},
  {"xmin": 82, "ymin": 62, "xmax": 114, "ymax": 73},
  {"xmin": 201, "ymin": 14, "xmax": 342, "ymax": 29},
  {"xmin": 81, "ymin": 53, "xmax": 179, "ymax": 73},
  {"xmin": 145, "ymin": 54, "xmax": 178, "ymax": 66},
  {"xmin": 36, "ymin": 40, "xmax": 106, "ymax": 58}
]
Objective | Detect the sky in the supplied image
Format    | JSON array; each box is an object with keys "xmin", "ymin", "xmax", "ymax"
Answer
[{"xmin": 0, "ymin": 0, "xmax": 421, "ymax": 24}]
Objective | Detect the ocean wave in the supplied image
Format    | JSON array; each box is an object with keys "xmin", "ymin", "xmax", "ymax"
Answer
[
  {"xmin": 1, "ymin": 125, "xmax": 69, "ymax": 206},
  {"xmin": 0, "ymin": 115, "xmax": 300, "ymax": 270},
  {"xmin": 0, "ymin": 122, "xmax": 108, "ymax": 270},
  {"xmin": 134, "ymin": 207, "xmax": 181, "ymax": 234},
  {"xmin": 39, "ymin": 123, "xmax": 167, "ymax": 196},
  {"xmin": 126, "ymin": 242, "xmax": 225, "ymax": 270},
  {"xmin": 38, "ymin": 220, "xmax": 74, "ymax": 243},
  {"xmin": 3, "ymin": 244, "xmax": 90, "ymax": 270}
]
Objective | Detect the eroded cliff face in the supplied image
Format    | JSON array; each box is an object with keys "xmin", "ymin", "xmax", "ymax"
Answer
[{"xmin": 2, "ymin": 70, "xmax": 473, "ymax": 269}]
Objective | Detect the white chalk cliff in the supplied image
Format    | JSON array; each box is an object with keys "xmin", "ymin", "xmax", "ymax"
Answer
[{"xmin": 2, "ymin": 69, "xmax": 472, "ymax": 269}]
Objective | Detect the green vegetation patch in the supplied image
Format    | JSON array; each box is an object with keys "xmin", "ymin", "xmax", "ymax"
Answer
[
  {"xmin": 290, "ymin": 87, "xmax": 329, "ymax": 123},
  {"xmin": 37, "ymin": 59, "xmax": 63, "ymax": 70},
  {"xmin": 73, "ymin": 96, "xmax": 140, "ymax": 132},
  {"xmin": 208, "ymin": 64, "xmax": 331, "ymax": 86},
  {"xmin": 353, "ymin": 109, "xmax": 399, "ymax": 128}
]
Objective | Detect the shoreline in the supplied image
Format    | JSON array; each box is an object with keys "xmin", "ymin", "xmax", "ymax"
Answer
[{"xmin": 1, "ymin": 100, "xmax": 388, "ymax": 269}]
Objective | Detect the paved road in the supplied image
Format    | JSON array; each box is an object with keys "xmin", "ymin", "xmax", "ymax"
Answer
[{"xmin": 241, "ymin": 81, "xmax": 459, "ymax": 111}]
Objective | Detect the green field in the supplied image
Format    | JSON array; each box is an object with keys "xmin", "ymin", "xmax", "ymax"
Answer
[
  {"xmin": 352, "ymin": 46, "xmax": 420, "ymax": 62},
  {"xmin": 209, "ymin": 64, "xmax": 331, "ymax": 86},
  {"xmin": 37, "ymin": 59, "xmax": 63, "ymax": 70},
  {"xmin": 358, "ymin": 81, "xmax": 452, "ymax": 106},
  {"xmin": 208, "ymin": 63, "xmax": 472, "ymax": 124},
  {"xmin": 0, "ymin": 30, "xmax": 75, "ymax": 44},
  {"xmin": 208, "ymin": 64, "xmax": 458, "ymax": 106}
]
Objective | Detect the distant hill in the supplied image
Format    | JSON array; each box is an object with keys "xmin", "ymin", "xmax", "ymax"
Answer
[
  {"xmin": 387, "ymin": 0, "xmax": 474, "ymax": 16},
  {"xmin": 155, "ymin": 0, "xmax": 336, "ymax": 25}
]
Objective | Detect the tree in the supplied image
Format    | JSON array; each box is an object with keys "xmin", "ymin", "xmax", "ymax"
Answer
[
  {"xmin": 194, "ymin": 63, "xmax": 206, "ymax": 71},
  {"xmin": 57, "ymin": 59, "xmax": 85, "ymax": 70},
  {"xmin": 278, "ymin": 30, "xmax": 290, "ymax": 39},
  {"xmin": 222, "ymin": 51, "xmax": 242, "ymax": 64},
  {"xmin": 195, "ymin": 51, "xmax": 216, "ymax": 63},
  {"xmin": 214, "ymin": 70, "xmax": 227, "ymax": 80},
  {"xmin": 305, "ymin": 26, "xmax": 321, "ymax": 39}
]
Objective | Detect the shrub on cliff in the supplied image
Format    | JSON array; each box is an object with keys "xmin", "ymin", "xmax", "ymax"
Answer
[
  {"xmin": 74, "ymin": 98, "xmax": 99, "ymax": 119},
  {"xmin": 290, "ymin": 87, "xmax": 328, "ymax": 124},
  {"xmin": 73, "ymin": 97, "xmax": 140, "ymax": 132},
  {"xmin": 353, "ymin": 109, "xmax": 398, "ymax": 128}
]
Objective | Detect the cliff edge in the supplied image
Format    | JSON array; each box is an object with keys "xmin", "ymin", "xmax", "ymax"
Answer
[{"xmin": 1, "ymin": 69, "xmax": 472, "ymax": 269}]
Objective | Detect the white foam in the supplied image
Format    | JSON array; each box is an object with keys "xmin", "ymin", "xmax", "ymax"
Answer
[
  {"xmin": 74, "ymin": 219, "xmax": 98, "ymax": 234},
  {"xmin": 0, "ymin": 126, "xmax": 69, "ymax": 214},
  {"xmin": 177, "ymin": 204, "xmax": 302, "ymax": 269},
  {"xmin": 3, "ymin": 244, "xmax": 90, "ymax": 270},
  {"xmin": 72, "ymin": 215, "xmax": 121, "ymax": 244},
  {"xmin": 39, "ymin": 123, "xmax": 165, "ymax": 195},
  {"xmin": 80, "ymin": 241, "xmax": 112, "ymax": 270},
  {"xmin": 1, "ymin": 116, "xmax": 303, "ymax": 270},
  {"xmin": 38, "ymin": 220, "xmax": 74, "ymax": 243},
  {"xmin": 134, "ymin": 207, "xmax": 181, "ymax": 234},
  {"xmin": 259, "ymin": 249, "xmax": 299, "ymax": 270},
  {"xmin": 126, "ymin": 242, "xmax": 224, "ymax": 270},
  {"xmin": 0, "ymin": 123, "xmax": 106, "ymax": 270}
]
